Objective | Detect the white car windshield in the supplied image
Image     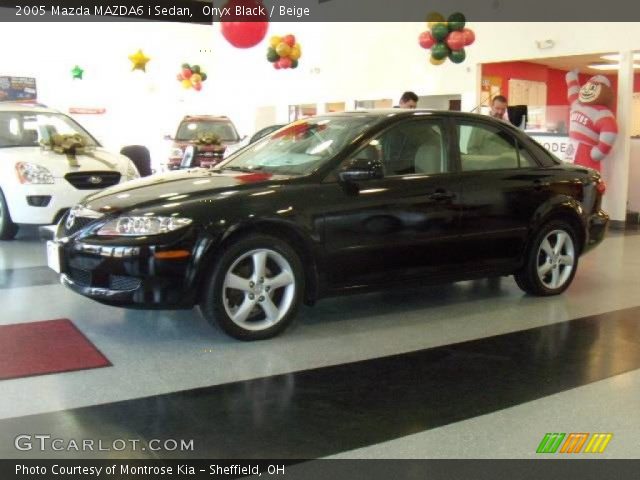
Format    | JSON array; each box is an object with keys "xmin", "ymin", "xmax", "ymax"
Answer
[
  {"xmin": 219, "ymin": 116, "xmax": 376, "ymax": 176},
  {"xmin": 0, "ymin": 112, "xmax": 98, "ymax": 148}
]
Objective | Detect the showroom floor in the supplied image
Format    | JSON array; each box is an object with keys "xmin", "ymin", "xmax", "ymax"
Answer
[{"xmin": 0, "ymin": 227, "xmax": 639, "ymax": 459}]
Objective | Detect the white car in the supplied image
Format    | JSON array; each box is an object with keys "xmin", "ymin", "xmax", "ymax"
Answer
[{"xmin": 0, "ymin": 103, "xmax": 140, "ymax": 240}]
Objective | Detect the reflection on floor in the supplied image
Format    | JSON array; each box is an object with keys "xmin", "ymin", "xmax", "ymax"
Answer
[{"xmin": 0, "ymin": 227, "xmax": 639, "ymax": 458}]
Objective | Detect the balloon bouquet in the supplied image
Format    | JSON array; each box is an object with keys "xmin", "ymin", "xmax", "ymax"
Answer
[
  {"xmin": 266, "ymin": 35, "xmax": 302, "ymax": 70},
  {"xmin": 419, "ymin": 12, "xmax": 475, "ymax": 65},
  {"xmin": 177, "ymin": 64, "xmax": 208, "ymax": 91}
]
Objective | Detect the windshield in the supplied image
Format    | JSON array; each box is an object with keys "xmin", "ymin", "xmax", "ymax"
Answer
[
  {"xmin": 176, "ymin": 120, "xmax": 239, "ymax": 142},
  {"xmin": 0, "ymin": 111, "xmax": 98, "ymax": 148},
  {"xmin": 219, "ymin": 116, "xmax": 376, "ymax": 176}
]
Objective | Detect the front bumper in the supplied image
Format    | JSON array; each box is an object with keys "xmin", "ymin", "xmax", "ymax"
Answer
[
  {"xmin": 54, "ymin": 222, "xmax": 207, "ymax": 309},
  {"xmin": 584, "ymin": 208, "xmax": 609, "ymax": 253},
  {"xmin": 5, "ymin": 179, "xmax": 130, "ymax": 225}
]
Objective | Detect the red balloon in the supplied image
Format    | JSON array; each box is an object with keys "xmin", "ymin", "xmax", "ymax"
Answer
[
  {"xmin": 182, "ymin": 68, "xmax": 193, "ymax": 79},
  {"xmin": 193, "ymin": 82, "xmax": 203, "ymax": 91},
  {"xmin": 283, "ymin": 34, "xmax": 296, "ymax": 47},
  {"xmin": 446, "ymin": 31, "xmax": 465, "ymax": 51},
  {"xmin": 279, "ymin": 57, "xmax": 292, "ymax": 69},
  {"xmin": 461, "ymin": 28, "xmax": 475, "ymax": 46},
  {"xmin": 419, "ymin": 31, "xmax": 435, "ymax": 49},
  {"xmin": 220, "ymin": 21, "xmax": 268, "ymax": 48},
  {"xmin": 274, "ymin": 61, "xmax": 282, "ymax": 70}
]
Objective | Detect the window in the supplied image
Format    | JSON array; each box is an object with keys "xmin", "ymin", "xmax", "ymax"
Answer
[
  {"xmin": 176, "ymin": 121, "xmax": 238, "ymax": 142},
  {"xmin": 518, "ymin": 145, "xmax": 539, "ymax": 167},
  {"xmin": 458, "ymin": 123, "xmax": 519, "ymax": 171},
  {"xmin": 223, "ymin": 116, "xmax": 376, "ymax": 176},
  {"xmin": 0, "ymin": 112, "xmax": 98, "ymax": 148},
  {"xmin": 374, "ymin": 121, "xmax": 447, "ymax": 176}
]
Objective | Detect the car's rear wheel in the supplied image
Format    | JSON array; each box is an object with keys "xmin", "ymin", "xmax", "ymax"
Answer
[
  {"xmin": 0, "ymin": 189, "xmax": 19, "ymax": 241},
  {"xmin": 200, "ymin": 235, "xmax": 304, "ymax": 340},
  {"xmin": 514, "ymin": 221, "xmax": 578, "ymax": 296}
]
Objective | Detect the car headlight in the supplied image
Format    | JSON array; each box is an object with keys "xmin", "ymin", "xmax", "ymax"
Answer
[
  {"xmin": 15, "ymin": 162, "xmax": 54, "ymax": 184},
  {"xmin": 97, "ymin": 216, "xmax": 192, "ymax": 236},
  {"xmin": 126, "ymin": 161, "xmax": 140, "ymax": 181}
]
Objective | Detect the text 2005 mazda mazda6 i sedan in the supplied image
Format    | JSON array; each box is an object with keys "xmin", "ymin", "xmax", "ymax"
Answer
[{"xmin": 47, "ymin": 110, "xmax": 609, "ymax": 340}]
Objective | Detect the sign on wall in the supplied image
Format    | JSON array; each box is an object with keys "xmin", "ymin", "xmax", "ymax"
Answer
[
  {"xmin": 0, "ymin": 76, "xmax": 37, "ymax": 102},
  {"xmin": 530, "ymin": 134, "xmax": 574, "ymax": 163}
]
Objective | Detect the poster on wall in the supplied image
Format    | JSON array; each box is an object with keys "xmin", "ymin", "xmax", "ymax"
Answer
[{"xmin": 0, "ymin": 76, "xmax": 37, "ymax": 102}]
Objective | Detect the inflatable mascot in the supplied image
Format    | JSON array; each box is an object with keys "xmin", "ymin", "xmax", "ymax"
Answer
[{"xmin": 565, "ymin": 69, "xmax": 618, "ymax": 171}]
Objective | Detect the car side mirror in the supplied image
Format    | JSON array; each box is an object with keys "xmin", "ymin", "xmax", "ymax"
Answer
[
  {"xmin": 339, "ymin": 147, "xmax": 384, "ymax": 182},
  {"xmin": 164, "ymin": 134, "xmax": 173, "ymax": 141}
]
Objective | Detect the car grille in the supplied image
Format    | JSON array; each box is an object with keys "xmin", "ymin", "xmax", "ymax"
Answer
[
  {"xmin": 64, "ymin": 216, "xmax": 96, "ymax": 236},
  {"xmin": 69, "ymin": 267, "xmax": 91, "ymax": 287},
  {"xmin": 65, "ymin": 171, "xmax": 121, "ymax": 190},
  {"xmin": 109, "ymin": 275, "xmax": 142, "ymax": 291}
]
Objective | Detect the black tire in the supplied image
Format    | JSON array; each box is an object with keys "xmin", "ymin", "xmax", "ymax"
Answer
[
  {"xmin": 0, "ymin": 189, "xmax": 19, "ymax": 241},
  {"xmin": 120, "ymin": 145, "xmax": 152, "ymax": 177},
  {"xmin": 514, "ymin": 220, "xmax": 579, "ymax": 296},
  {"xmin": 200, "ymin": 235, "xmax": 305, "ymax": 340}
]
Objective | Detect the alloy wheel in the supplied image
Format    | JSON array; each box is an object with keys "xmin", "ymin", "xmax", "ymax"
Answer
[
  {"xmin": 536, "ymin": 229, "xmax": 575, "ymax": 290},
  {"xmin": 222, "ymin": 248, "xmax": 296, "ymax": 331}
]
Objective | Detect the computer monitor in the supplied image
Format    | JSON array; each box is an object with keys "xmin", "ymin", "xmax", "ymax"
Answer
[{"xmin": 507, "ymin": 105, "xmax": 528, "ymax": 129}]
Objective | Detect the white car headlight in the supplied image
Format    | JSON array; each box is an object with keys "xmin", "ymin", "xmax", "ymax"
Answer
[
  {"xmin": 126, "ymin": 161, "xmax": 140, "ymax": 181},
  {"xmin": 15, "ymin": 162, "xmax": 54, "ymax": 184},
  {"xmin": 97, "ymin": 216, "xmax": 192, "ymax": 236}
]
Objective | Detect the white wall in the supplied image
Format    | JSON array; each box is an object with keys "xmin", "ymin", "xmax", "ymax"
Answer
[
  {"xmin": 0, "ymin": 21, "xmax": 221, "ymax": 170},
  {"xmin": 3, "ymin": 20, "xmax": 640, "ymax": 201}
]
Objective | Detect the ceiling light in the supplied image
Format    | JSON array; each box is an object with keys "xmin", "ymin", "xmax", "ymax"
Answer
[
  {"xmin": 600, "ymin": 53, "xmax": 640, "ymax": 62},
  {"xmin": 588, "ymin": 63, "xmax": 640, "ymax": 70}
]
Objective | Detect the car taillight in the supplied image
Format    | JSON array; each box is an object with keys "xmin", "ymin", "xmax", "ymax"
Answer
[{"xmin": 596, "ymin": 179, "xmax": 606, "ymax": 195}]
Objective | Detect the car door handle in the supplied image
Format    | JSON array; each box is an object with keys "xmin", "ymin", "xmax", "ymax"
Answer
[
  {"xmin": 428, "ymin": 191, "xmax": 455, "ymax": 201},
  {"xmin": 533, "ymin": 179, "xmax": 550, "ymax": 190}
]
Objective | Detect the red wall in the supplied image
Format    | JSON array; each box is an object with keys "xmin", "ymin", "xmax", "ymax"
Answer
[{"xmin": 482, "ymin": 61, "xmax": 640, "ymax": 129}]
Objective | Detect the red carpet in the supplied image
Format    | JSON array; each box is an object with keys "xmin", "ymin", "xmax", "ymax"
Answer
[{"xmin": 0, "ymin": 319, "xmax": 111, "ymax": 381}]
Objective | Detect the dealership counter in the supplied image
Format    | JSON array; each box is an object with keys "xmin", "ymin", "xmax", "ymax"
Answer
[{"xmin": 529, "ymin": 133, "xmax": 640, "ymax": 213}]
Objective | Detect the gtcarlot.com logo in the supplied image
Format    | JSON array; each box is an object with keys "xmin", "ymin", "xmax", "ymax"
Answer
[
  {"xmin": 536, "ymin": 433, "xmax": 613, "ymax": 454},
  {"xmin": 14, "ymin": 435, "xmax": 194, "ymax": 452}
]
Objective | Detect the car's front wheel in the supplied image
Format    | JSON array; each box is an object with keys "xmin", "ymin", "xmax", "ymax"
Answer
[
  {"xmin": 0, "ymin": 189, "xmax": 19, "ymax": 241},
  {"xmin": 515, "ymin": 221, "xmax": 579, "ymax": 296},
  {"xmin": 200, "ymin": 235, "xmax": 304, "ymax": 340}
]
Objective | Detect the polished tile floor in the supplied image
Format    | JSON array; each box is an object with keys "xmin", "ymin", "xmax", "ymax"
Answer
[{"xmin": 1, "ymin": 227, "xmax": 639, "ymax": 458}]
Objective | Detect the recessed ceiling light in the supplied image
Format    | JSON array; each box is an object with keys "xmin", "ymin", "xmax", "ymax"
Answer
[
  {"xmin": 600, "ymin": 53, "xmax": 640, "ymax": 62},
  {"xmin": 588, "ymin": 63, "xmax": 640, "ymax": 70}
]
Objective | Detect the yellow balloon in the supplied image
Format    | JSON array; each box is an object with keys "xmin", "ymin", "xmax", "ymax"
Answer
[
  {"xmin": 276, "ymin": 42, "xmax": 291, "ymax": 57},
  {"xmin": 270, "ymin": 36, "xmax": 282, "ymax": 48},
  {"xmin": 181, "ymin": 79, "xmax": 192, "ymax": 89},
  {"xmin": 290, "ymin": 47, "xmax": 301, "ymax": 61},
  {"xmin": 191, "ymin": 73, "xmax": 202, "ymax": 83},
  {"xmin": 426, "ymin": 11, "xmax": 445, "ymax": 24},
  {"xmin": 430, "ymin": 56, "xmax": 446, "ymax": 66}
]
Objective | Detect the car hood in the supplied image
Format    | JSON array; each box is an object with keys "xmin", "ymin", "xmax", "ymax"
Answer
[
  {"xmin": 0, "ymin": 147, "xmax": 131, "ymax": 177},
  {"xmin": 82, "ymin": 169, "xmax": 290, "ymax": 212}
]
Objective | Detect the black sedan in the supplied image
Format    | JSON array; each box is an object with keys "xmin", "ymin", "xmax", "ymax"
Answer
[{"xmin": 47, "ymin": 110, "xmax": 609, "ymax": 340}]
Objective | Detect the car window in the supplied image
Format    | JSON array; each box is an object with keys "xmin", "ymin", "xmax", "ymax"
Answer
[
  {"xmin": 458, "ymin": 123, "xmax": 519, "ymax": 171},
  {"xmin": 176, "ymin": 121, "xmax": 239, "ymax": 142},
  {"xmin": 220, "ymin": 116, "xmax": 377, "ymax": 176},
  {"xmin": 518, "ymin": 145, "xmax": 539, "ymax": 167},
  {"xmin": 375, "ymin": 120, "xmax": 448, "ymax": 176},
  {"xmin": 0, "ymin": 112, "xmax": 98, "ymax": 148}
]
